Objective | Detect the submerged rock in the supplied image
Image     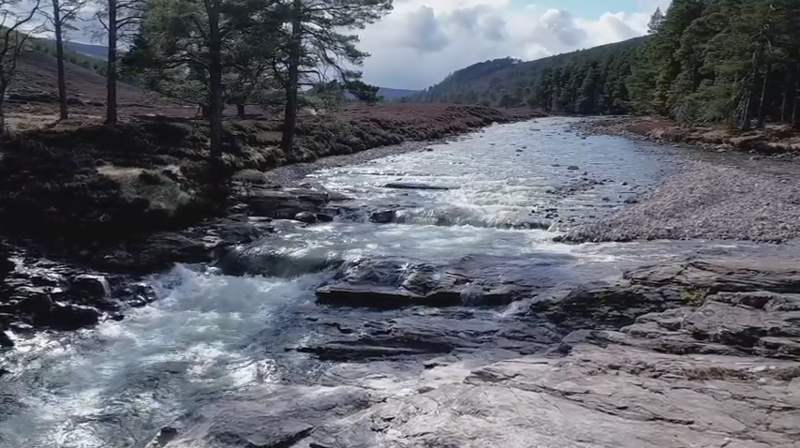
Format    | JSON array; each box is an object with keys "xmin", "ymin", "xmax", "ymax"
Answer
[
  {"xmin": 294, "ymin": 211, "xmax": 318, "ymax": 224},
  {"xmin": 369, "ymin": 209, "xmax": 396, "ymax": 224},
  {"xmin": 383, "ymin": 182, "xmax": 451, "ymax": 191}
]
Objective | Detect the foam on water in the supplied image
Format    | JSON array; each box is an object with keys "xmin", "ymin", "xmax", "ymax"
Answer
[{"xmin": 0, "ymin": 265, "xmax": 325, "ymax": 448}]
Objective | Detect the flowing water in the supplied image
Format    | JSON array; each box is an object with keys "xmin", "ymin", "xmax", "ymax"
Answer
[{"xmin": 0, "ymin": 118, "xmax": 775, "ymax": 448}]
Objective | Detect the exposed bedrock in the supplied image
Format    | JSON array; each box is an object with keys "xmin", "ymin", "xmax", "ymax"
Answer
[{"xmin": 149, "ymin": 255, "xmax": 800, "ymax": 447}]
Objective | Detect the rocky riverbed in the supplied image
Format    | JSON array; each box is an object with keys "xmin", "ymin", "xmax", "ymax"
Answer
[{"xmin": 1, "ymin": 117, "xmax": 799, "ymax": 448}]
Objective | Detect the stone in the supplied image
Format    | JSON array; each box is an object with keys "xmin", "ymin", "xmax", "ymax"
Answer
[
  {"xmin": 625, "ymin": 257, "xmax": 800, "ymax": 293},
  {"xmin": 294, "ymin": 211, "xmax": 318, "ymax": 224},
  {"xmin": 369, "ymin": 210, "xmax": 396, "ymax": 224},
  {"xmin": 567, "ymin": 165, "xmax": 580, "ymax": 170},
  {"xmin": 245, "ymin": 188, "xmax": 330, "ymax": 219},
  {"xmin": 34, "ymin": 303, "xmax": 101, "ymax": 330},
  {"xmin": 315, "ymin": 213, "xmax": 334, "ymax": 223},
  {"xmin": 316, "ymin": 254, "xmax": 568, "ymax": 309},
  {"xmin": 149, "ymin": 385, "xmax": 379, "ymax": 448},
  {"xmin": 68, "ymin": 274, "xmax": 110, "ymax": 301},
  {"xmin": 0, "ymin": 329, "xmax": 13, "ymax": 348},
  {"xmin": 383, "ymin": 182, "xmax": 451, "ymax": 191}
]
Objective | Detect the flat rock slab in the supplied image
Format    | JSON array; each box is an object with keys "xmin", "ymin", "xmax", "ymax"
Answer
[
  {"xmin": 152, "ymin": 343, "xmax": 800, "ymax": 448},
  {"xmin": 626, "ymin": 257, "xmax": 800, "ymax": 292},
  {"xmin": 306, "ymin": 344, "xmax": 800, "ymax": 448},
  {"xmin": 147, "ymin": 385, "xmax": 379, "ymax": 448},
  {"xmin": 316, "ymin": 254, "xmax": 575, "ymax": 309}
]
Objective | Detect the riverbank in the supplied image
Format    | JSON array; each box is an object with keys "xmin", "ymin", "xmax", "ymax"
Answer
[
  {"xmin": 0, "ymin": 104, "xmax": 543, "ymax": 345},
  {"xmin": 579, "ymin": 116, "xmax": 800, "ymax": 157},
  {"xmin": 567, "ymin": 117, "xmax": 800, "ymax": 243}
]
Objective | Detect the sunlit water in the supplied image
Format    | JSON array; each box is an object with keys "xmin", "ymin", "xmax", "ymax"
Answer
[{"xmin": 0, "ymin": 118, "xmax": 771, "ymax": 448}]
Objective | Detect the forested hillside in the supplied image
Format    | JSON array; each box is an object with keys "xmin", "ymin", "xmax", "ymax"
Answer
[
  {"xmin": 629, "ymin": 0, "xmax": 800, "ymax": 129},
  {"xmin": 412, "ymin": 0, "xmax": 800, "ymax": 128},
  {"xmin": 406, "ymin": 37, "xmax": 646, "ymax": 115}
]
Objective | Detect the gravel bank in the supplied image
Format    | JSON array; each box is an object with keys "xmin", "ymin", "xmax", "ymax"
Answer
[{"xmin": 568, "ymin": 161, "xmax": 800, "ymax": 242}]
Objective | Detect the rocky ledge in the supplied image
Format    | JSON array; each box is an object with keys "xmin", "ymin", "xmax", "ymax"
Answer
[{"xmin": 146, "ymin": 255, "xmax": 800, "ymax": 448}]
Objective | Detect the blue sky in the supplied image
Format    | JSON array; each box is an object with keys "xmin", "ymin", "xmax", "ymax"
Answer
[{"xmin": 511, "ymin": 0, "xmax": 645, "ymax": 18}]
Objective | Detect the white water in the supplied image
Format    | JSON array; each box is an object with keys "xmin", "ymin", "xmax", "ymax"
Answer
[{"xmin": 0, "ymin": 118, "xmax": 690, "ymax": 448}]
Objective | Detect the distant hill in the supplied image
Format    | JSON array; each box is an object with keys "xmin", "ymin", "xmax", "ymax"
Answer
[
  {"xmin": 378, "ymin": 87, "xmax": 418, "ymax": 100},
  {"xmin": 63, "ymin": 41, "xmax": 108, "ymax": 60},
  {"xmin": 36, "ymin": 38, "xmax": 108, "ymax": 61},
  {"xmin": 408, "ymin": 36, "xmax": 647, "ymax": 114}
]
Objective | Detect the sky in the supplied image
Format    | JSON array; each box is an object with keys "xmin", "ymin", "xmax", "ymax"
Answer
[{"xmin": 356, "ymin": 0, "xmax": 672, "ymax": 89}]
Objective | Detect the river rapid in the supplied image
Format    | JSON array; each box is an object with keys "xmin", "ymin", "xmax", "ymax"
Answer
[{"xmin": 0, "ymin": 117, "xmax": 784, "ymax": 448}]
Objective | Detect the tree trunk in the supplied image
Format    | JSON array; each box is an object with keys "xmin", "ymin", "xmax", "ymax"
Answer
[
  {"xmin": 793, "ymin": 66, "xmax": 800, "ymax": 129},
  {"xmin": 0, "ymin": 97, "xmax": 6, "ymax": 136},
  {"xmin": 280, "ymin": 0, "xmax": 302, "ymax": 156},
  {"xmin": 105, "ymin": 0, "xmax": 118, "ymax": 125},
  {"xmin": 207, "ymin": 1, "xmax": 223, "ymax": 161},
  {"xmin": 756, "ymin": 65, "xmax": 770, "ymax": 128},
  {"xmin": 237, "ymin": 104, "xmax": 245, "ymax": 117},
  {"xmin": 52, "ymin": 0, "xmax": 68, "ymax": 120}
]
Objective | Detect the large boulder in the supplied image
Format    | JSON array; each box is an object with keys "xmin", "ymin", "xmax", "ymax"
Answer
[{"xmin": 244, "ymin": 188, "xmax": 329, "ymax": 219}]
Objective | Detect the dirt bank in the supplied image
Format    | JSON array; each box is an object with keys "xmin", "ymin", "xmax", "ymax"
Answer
[{"xmin": 580, "ymin": 116, "xmax": 800, "ymax": 157}]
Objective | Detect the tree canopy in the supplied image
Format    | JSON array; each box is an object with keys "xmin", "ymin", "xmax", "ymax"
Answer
[{"xmin": 410, "ymin": 0, "xmax": 800, "ymax": 129}]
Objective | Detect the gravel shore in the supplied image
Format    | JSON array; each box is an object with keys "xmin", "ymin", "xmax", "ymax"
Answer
[{"xmin": 569, "ymin": 160, "xmax": 800, "ymax": 242}]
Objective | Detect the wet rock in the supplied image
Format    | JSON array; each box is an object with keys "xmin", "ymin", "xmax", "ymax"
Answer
[
  {"xmin": 567, "ymin": 165, "xmax": 580, "ymax": 170},
  {"xmin": 624, "ymin": 197, "xmax": 640, "ymax": 204},
  {"xmin": 0, "ymin": 329, "xmax": 12, "ymax": 348},
  {"xmin": 369, "ymin": 209, "xmax": 396, "ymax": 224},
  {"xmin": 68, "ymin": 274, "xmax": 110, "ymax": 300},
  {"xmin": 625, "ymin": 257, "xmax": 800, "ymax": 293},
  {"xmin": 317, "ymin": 254, "xmax": 568, "ymax": 309},
  {"xmin": 325, "ymin": 191, "xmax": 352, "ymax": 202},
  {"xmin": 34, "ymin": 303, "xmax": 101, "ymax": 330},
  {"xmin": 98, "ymin": 232, "xmax": 213, "ymax": 274},
  {"xmin": 150, "ymin": 385, "xmax": 378, "ymax": 448},
  {"xmin": 245, "ymin": 188, "xmax": 329, "ymax": 219},
  {"xmin": 316, "ymin": 213, "xmax": 334, "ymax": 223},
  {"xmin": 297, "ymin": 313, "xmax": 562, "ymax": 362},
  {"xmin": 523, "ymin": 282, "xmax": 684, "ymax": 331},
  {"xmin": 294, "ymin": 211, "xmax": 318, "ymax": 224},
  {"xmin": 383, "ymin": 182, "xmax": 451, "ymax": 191}
]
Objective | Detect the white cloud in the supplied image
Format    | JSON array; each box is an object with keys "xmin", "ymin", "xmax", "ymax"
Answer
[{"xmin": 357, "ymin": 1, "xmax": 670, "ymax": 89}]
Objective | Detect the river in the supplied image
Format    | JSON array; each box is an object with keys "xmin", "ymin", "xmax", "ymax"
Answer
[{"xmin": 0, "ymin": 117, "xmax": 774, "ymax": 447}]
